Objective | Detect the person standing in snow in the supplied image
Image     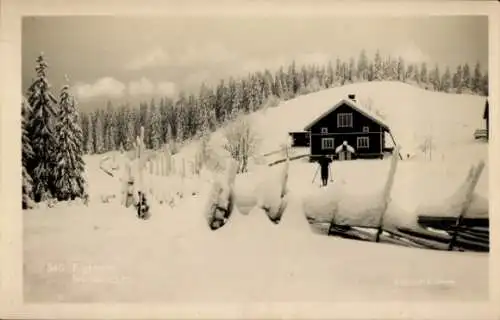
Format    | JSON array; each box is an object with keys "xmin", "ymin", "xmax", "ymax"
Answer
[{"xmin": 318, "ymin": 155, "xmax": 333, "ymax": 187}]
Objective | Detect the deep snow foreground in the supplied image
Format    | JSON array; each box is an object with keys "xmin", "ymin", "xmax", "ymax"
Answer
[
  {"xmin": 23, "ymin": 196, "xmax": 488, "ymax": 303},
  {"xmin": 24, "ymin": 155, "xmax": 489, "ymax": 303}
]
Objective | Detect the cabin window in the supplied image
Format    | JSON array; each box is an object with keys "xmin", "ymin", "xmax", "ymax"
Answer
[
  {"xmin": 357, "ymin": 137, "xmax": 369, "ymax": 148},
  {"xmin": 321, "ymin": 138, "xmax": 335, "ymax": 150},
  {"xmin": 321, "ymin": 127, "xmax": 328, "ymax": 134},
  {"xmin": 363, "ymin": 126, "xmax": 369, "ymax": 132},
  {"xmin": 337, "ymin": 113, "xmax": 353, "ymax": 128}
]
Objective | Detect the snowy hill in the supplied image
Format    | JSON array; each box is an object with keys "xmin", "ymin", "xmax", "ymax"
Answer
[
  {"xmin": 174, "ymin": 81, "xmax": 487, "ymax": 167},
  {"xmin": 249, "ymin": 81, "xmax": 486, "ymax": 156},
  {"xmin": 23, "ymin": 81, "xmax": 489, "ymax": 304}
]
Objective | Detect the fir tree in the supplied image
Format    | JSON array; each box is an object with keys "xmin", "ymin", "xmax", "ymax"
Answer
[
  {"xmin": 53, "ymin": 84, "xmax": 86, "ymax": 201},
  {"xmin": 22, "ymin": 97, "xmax": 35, "ymax": 209},
  {"xmin": 429, "ymin": 65, "xmax": 441, "ymax": 91},
  {"xmin": 124, "ymin": 105, "xmax": 136, "ymax": 150},
  {"xmin": 472, "ymin": 62, "xmax": 483, "ymax": 94},
  {"xmin": 93, "ymin": 111, "xmax": 105, "ymax": 154},
  {"xmin": 397, "ymin": 56, "xmax": 406, "ymax": 82},
  {"xmin": 104, "ymin": 101, "xmax": 117, "ymax": 152},
  {"xmin": 26, "ymin": 53, "xmax": 59, "ymax": 202},
  {"xmin": 462, "ymin": 63, "xmax": 471, "ymax": 91},
  {"xmin": 85, "ymin": 113, "xmax": 95, "ymax": 154},
  {"xmin": 325, "ymin": 61, "xmax": 334, "ymax": 88},
  {"xmin": 357, "ymin": 50, "xmax": 369, "ymax": 81},
  {"xmin": 373, "ymin": 50, "xmax": 384, "ymax": 81},
  {"xmin": 412, "ymin": 64, "xmax": 420, "ymax": 84},
  {"xmin": 440, "ymin": 67, "xmax": 452, "ymax": 93},
  {"xmin": 149, "ymin": 99, "xmax": 162, "ymax": 150},
  {"xmin": 452, "ymin": 65, "xmax": 464, "ymax": 93},
  {"xmin": 348, "ymin": 57, "xmax": 356, "ymax": 83},
  {"xmin": 420, "ymin": 62, "xmax": 428, "ymax": 86}
]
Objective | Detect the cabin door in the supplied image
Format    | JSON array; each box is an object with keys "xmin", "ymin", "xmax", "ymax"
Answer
[{"xmin": 339, "ymin": 150, "xmax": 352, "ymax": 161}]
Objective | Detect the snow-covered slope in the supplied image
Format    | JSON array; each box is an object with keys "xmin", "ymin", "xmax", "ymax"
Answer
[{"xmin": 250, "ymin": 81, "xmax": 486, "ymax": 156}]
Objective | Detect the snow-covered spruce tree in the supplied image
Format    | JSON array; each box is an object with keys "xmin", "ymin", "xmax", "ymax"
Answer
[
  {"xmin": 472, "ymin": 62, "xmax": 483, "ymax": 94},
  {"xmin": 26, "ymin": 53, "xmax": 59, "ymax": 202},
  {"xmin": 481, "ymin": 72, "xmax": 489, "ymax": 96},
  {"xmin": 420, "ymin": 62, "xmax": 428, "ymax": 87},
  {"xmin": 84, "ymin": 113, "xmax": 95, "ymax": 154},
  {"xmin": 357, "ymin": 50, "xmax": 369, "ymax": 81},
  {"xmin": 104, "ymin": 101, "xmax": 117, "ymax": 152},
  {"xmin": 427, "ymin": 65, "xmax": 438, "ymax": 90},
  {"xmin": 440, "ymin": 67, "xmax": 452, "ymax": 93},
  {"xmin": 148, "ymin": 100, "xmax": 162, "ymax": 150},
  {"xmin": 93, "ymin": 110, "xmax": 105, "ymax": 154},
  {"xmin": 124, "ymin": 105, "xmax": 136, "ymax": 150},
  {"xmin": 373, "ymin": 50, "xmax": 384, "ymax": 81},
  {"xmin": 452, "ymin": 65, "xmax": 464, "ymax": 93},
  {"xmin": 462, "ymin": 63, "xmax": 472, "ymax": 92},
  {"xmin": 397, "ymin": 56, "xmax": 406, "ymax": 82},
  {"xmin": 53, "ymin": 84, "xmax": 86, "ymax": 201},
  {"xmin": 22, "ymin": 97, "xmax": 35, "ymax": 209}
]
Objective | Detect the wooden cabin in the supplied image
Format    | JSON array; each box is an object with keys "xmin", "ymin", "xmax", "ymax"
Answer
[{"xmin": 289, "ymin": 94, "xmax": 397, "ymax": 161}]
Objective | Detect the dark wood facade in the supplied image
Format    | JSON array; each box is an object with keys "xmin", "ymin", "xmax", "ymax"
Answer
[
  {"xmin": 288, "ymin": 131, "xmax": 310, "ymax": 147},
  {"xmin": 289, "ymin": 95, "xmax": 392, "ymax": 160}
]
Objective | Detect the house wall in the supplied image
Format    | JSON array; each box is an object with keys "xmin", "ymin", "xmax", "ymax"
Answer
[
  {"xmin": 289, "ymin": 132, "xmax": 310, "ymax": 147},
  {"xmin": 310, "ymin": 132, "xmax": 382, "ymax": 157},
  {"xmin": 309, "ymin": 103, "xmax": 386, "ymax": 157},
  {"xmin": 310, "ymin": 103, "xmax": 385, "ymax": 134}
]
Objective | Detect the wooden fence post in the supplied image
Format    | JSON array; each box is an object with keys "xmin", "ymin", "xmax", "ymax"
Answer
[
  {"xmin": 375, "ymin": 145, "xmax": 400, "ymax": 242},
  {"xmin": 448, "ymin": 161, "xmax": 485, "ymax": 251}
]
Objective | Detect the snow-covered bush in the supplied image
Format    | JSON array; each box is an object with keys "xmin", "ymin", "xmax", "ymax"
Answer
[{"xmin": 223, "ymin": 114, "xmax": 260, "ymax": 174}]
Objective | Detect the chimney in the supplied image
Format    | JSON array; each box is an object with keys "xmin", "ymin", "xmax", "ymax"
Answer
[{"xmin": 348, "ymin": 94, "xmax": 356, "ymax": 102}]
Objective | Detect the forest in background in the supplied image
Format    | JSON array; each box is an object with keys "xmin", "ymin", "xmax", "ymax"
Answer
[{"xmin": 79, "ymin": 50, "xmax": 489, "ymax": 155}]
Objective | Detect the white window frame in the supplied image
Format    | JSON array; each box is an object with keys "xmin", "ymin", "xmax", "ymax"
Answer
[
  {"xmin": 357, "ymin": 136, "xmax": 370, "ymax": 148},
  {"xmin": 321, "ymin": 137, "xmax": 335, "ymax": 150},
  {"xmin": 363, "ymin": 126, "xmax": 369, "ymax": 132},
  {"xmin": 321, "ymin": 127, "xmax": 328, "ymax": 134},
  {"xmin": 337, "ymin": 113, "xmax": 353, "ymax": 128}
]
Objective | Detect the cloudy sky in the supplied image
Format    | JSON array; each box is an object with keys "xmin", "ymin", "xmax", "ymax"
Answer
[{"xmin": 22, "ymin": 15, "xmax": 488, "ymax": 110}]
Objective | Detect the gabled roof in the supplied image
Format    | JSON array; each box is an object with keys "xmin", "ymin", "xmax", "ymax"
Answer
[{"xmin": 303, "ymin": 98, "xmax": 391, "ymax": 132}]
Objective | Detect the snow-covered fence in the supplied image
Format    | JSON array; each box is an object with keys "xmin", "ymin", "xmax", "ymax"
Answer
[
  {"xmin": 97, "ymin": 126, "xmax": 207, "ymax": 212},
  {"xmin": 302, "ymin": 146, "xmax": 488, "ymax": 252}
]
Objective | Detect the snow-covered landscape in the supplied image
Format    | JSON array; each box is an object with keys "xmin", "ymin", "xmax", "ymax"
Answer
[
  {"xmin": 23, "ymin": 81, "xmax": 489, "ymax": 303},
  {"xmin": 17, "ymin": 14, "xmax": 491, "ymax": 310}
]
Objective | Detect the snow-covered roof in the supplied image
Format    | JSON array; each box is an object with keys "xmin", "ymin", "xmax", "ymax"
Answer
[{"xmin": 303, "ymin": 98, "xmax": 390, "ymax": 132}]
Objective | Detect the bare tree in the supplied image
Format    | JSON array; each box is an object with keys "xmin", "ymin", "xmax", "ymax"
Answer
[
  {"xmin": 418, "ymin": 135, "xmax": 434, "ymax": 160},
  {"xmin": 223, "ymin": 113, "xmax": 259, "ymax": 173}
]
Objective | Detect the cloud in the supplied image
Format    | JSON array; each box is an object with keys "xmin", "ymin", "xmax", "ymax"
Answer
[
  {"xmin": 125, "ymin": 47, "xmax": 170, "ymax": 70},
  {"xmin": 74, "ymin": 77, "xmax": 126, "ymax": 100},
  {"xmin": 128, "ymin": 77, "xmax": 155, "ymax": 96},
  {"xmin": 240, "ymin": 52, "xmax": 332, "ymax": 74},
  {"xmin": 295, "ymin": 52, "xmax": 332, "ymax": 66},
  {"xmin": 125, "ymin": 43, "xmax": 239, "ymax": 70},
  {"xmin": 156, "ymin": 81, "xmax": 177, "ymax": 97},
  {"xmin": 74, "ymin": 77, "xmax": 177, "ymax": 100},
  {"xmin": 178, "ymin": 43, "xmax": 239, "ymax": 66},
  {"xmin": 392, "ymin": 42, "xmax": 430, "ymax": 64}
]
